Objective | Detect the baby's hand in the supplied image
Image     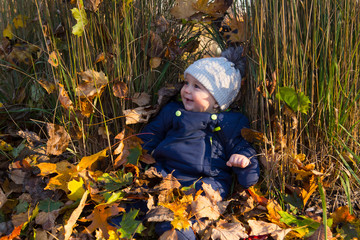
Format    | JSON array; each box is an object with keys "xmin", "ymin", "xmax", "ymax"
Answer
[{"xmin": 226, "ymin": 154, "xmax": 250, "ymax": 168}]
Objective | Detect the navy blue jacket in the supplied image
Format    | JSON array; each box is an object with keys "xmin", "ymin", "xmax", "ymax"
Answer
[{"xmin": 139, "ymin": 102, "xmax": 259, "ymax": 198}]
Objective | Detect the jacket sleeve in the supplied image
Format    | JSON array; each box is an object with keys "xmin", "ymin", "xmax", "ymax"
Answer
[
  {"xmin": 225, "ymin": 114, "xmax": 260, "ymax": 189},
  {"xmin": 139, "ymin": 103, "xmax": 175, "ymax": 153}
]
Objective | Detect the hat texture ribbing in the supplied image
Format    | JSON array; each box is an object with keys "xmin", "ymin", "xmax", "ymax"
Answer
[{"xmin": 184, "ymin": 57, "xmax": 241, "ymax": 110}]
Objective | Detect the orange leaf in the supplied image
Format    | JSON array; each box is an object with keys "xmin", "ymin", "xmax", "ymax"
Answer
[
  {"xmin": 58, "ymin": 83, "xmax": 74, "ymax": 110},
  {"xmin": 46, "ymin": 123, "xmax": 71, "ymax": 156},
  {"xmin": 48, "ymin": 51, "xmax": 59, "ymax": 67},
  {"xmin": 0, "ymin": 224, "xmax": 23, "ymax": 240},
  {"xmin": 247, "ymin": 186, "xmax": 268, "ymax": 206},
  {"xmin": 331, "ymin": 205, "xmax": 356, "ymax": 226},
  {"xmin": 77, "ymin": 148, "xmax": 108, "ymax": 171},
  {"xmin": 193, "ymin": 0, "xmax": 231, "ymax": 18},
  {"xmin": 223, "ymin": 14, "xmax": 249, "ymax": 43},
  {"xmin": 113, "ymin": 82, "xmax": 128, "ymax": 99},
  {"xmin": 94, "ymin": 52, "xmax": 105, "ymax": 63},
  {"xmin": 266, "ymin": 199, "xmax": 283, "ymax": 225},
  {"xmin": 241, "ymin": 128, "xmax": 268, "ymax": 144},
  {"xmin": 83, "ymin": 203, "xmax": 125, "ymax": 239}
]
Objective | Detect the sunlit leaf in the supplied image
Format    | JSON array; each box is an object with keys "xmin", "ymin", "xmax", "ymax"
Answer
[
  {"xmin": 193, "ymin": 0, "xmax": 231, "ymax": 18},
  {"xmin": 3, "ymin": 24, "xmax": 13, "ymax": 39},
  {"xmin": 331, "ymin": 205, "xmax": 356, "ymax": 226},
  {"xmin": 97, "ymin": 170, "xmax": 133, "ymax": 191},
  {"xmin": 132, "ymin": 92, "xmax": 151, "ymax": 107},
  {"xmin": 67, "ymin": 178, "xmax": 85, "ymax": 201},
  {"xmin": 58, "ymin": 83, "xmax": 74, "ymax": 110},
  {"xmin": 276, "ymin": 87, "xmax": 311, "ymax": 114},
  {"xmin": 241, "ymin": 128, "xmax": 269, "ymax": 144},
  {"xmin": 13, "ymin": 15, "xmax": 26, "ymax": 29},
  {"xmin": 76, "ymin": 69, "xmax": 108, "ymax": 98},
  {"xmin": 0, "ymin": 140, "xmax": 13, "ymax": 152},
  {"xmin": 222, "ymin": 14, "xmax": 249, "ymax": 43},
  {"xmin": 77, "ymin": 148, "xmax": 108, "ymax": 171},
  {"xmin": 279, "ymin": 211, "xmax": 320, "ymax": 237},
  {"xmin": 83, "ymin": 203, "xmax": 125, "ymax": 239},
  {"xmin": 71, "ymin": 4, "xmax": 88, "ymax": 37},
  {"xmin": 211, "ymin": 220, "xmax": 248, "ymax": 240},
  {"xmin": 150, "ymin": 57, "xmax": 162, "ymax": 68},
  {"xmin": 248, "ymin": 186, "xmax": 268, "ymax": 206},
  {"xmin": 248, "ymin": 219, "xmax": 292, "ymax": 240},
  {"xmin": 37, "ymin": 79, "xmax": 56, "ymax": 94},
  {"xmin": 123, "ymin": 106, "xmax": 157, "ymax": 125}
]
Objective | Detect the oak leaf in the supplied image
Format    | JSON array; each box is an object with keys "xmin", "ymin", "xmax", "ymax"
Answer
[{"xmin": 83, "ymin": 203, "xmax": 125, "ymax": 239}]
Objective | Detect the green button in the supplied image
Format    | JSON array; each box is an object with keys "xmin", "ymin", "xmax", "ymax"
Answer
[
  {"xmin": 211, "ymin": 114, "xmax": 217, "ymax": 120},
  {"xmin": 175, "ymin": 110, "xmax": 181, "ymax": 117}
]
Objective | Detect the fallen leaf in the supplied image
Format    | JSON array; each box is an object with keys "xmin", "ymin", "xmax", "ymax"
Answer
[
  {"xmin": 146, "ymin": 205, "xmax": 174, "ymax": 222},
  {"xmin": 113, "ymin": 81, "xmax": 128, "ymax": 99},
  {"xmin": 191, "ymin": 194, "xmax": 221, "ymax": 220},
  {"xmin": 123, "ymin": 106, "xmax": 157, "ymax": 125},
  {"xmin": 76, "ymin": 69, "xmax": 108, "ymax": 98},
  {"xmin": 48, "ymin": 51, "xmax": 59, "ymax": 67},
  {"xmin": 150, "ymin": 57, "xmax": 162, "ymax": 69},
  {"xmin": 248, "ymin": 186, "xmax": 268, "ymax": 206},
  {"xmin": 83, "ymin": 203, "xmax": 125, "ymax": 239},
  {"xmin": 13, "ymin": 15, "xmax": 26, "ymax": 29},
  {"xmin": 67, "ymin": 178, "xmax": 85, "ymax": 201},
  {"xmin": 11, "ymin": 212, "xmax": 29, "ymax": 227},
  {"xmin": 37, "ymin": 79, "xmax": 56, "ymax": 94},
  {"xmin": 211, "ymin": 220, "xmax": 248, "ymax": 240},
  {"xmin": 79, "ymin": 98, "xmax": 94, "ymax": 117},
  {"xmin": 159, "ymin": 229, "xmax": 177, "ymax": 240},
  {"xmin": 0, "ymin": 224, "xmax": 23, "ymax": 240},
  {"xmin": 64, "ymin": 190, "xmax": 89, "ymax": 240},
  {"xmin": 141, "ymin": 31, "xmax": 164, "ymax": 58},
  {"xmin": 77, "ymin": 148, "xmax": 108, "ymax": 171},
  {"xmin": 35, "ymin": 210, "xmax": 60, "ymax": 231},
  {"xmin": 307, "ymin": 224, "xmax": 332, "ymax": 240},
  {"xmin": 3, "ymin": 24, "xmax": 13, "ymax": 39},
  {"xmin": 170, "ymin": 0, "xmax": 197, "ymax": 19},
  {"xmin": 248, "ymin": 219, "xmax": 292, "ymax": 240},
  {"xmin": 0, "ymin": 188, "xmax": 6, "ymax": 208},
  {"xmin": 116, "ymin": 209, "xmax": 146, "ymax": 239},
  {"xmin": 46, "ymin": 123, "xmax": 71, "ymax": 155},
  {"xmin": 331, "ymin": 205, "xmax": 356, "ymax": 226},
  {"xmin": 266, "ymin": 199, "xmax": 283, "ymax": 225},
  {"xmin": 58, "ymin": 83, "xmax": 74, "ymax": 110},
  {"xmin": 132, "ymin": 92, "xmax": 151, "ymax": 106}
]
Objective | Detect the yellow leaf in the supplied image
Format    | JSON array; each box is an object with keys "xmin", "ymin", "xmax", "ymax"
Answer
[
  {"xmin": 171, "ymin": 215, "xmax": 191, "ymax": 230},
  {"xmin": 77, "ymin": 148, "xmax": 108, "ymax": 171},
  {"xmin": 71, "ymin": 6, "xmax": 88, "ymax": 37},
  {"xmin": 0, "ymin": 139, "xmax": 13, "ymax": 151},
  {"xmin": 67, "ymin": 178, "xmax": 85, "ymax": 200},
  {"xmin": 3, "ymin": 24, "xmax": 13, "ymax": 39},
  {"xmin": 149, "ymin": 57, "xmax": 162, "ymax": 69},
  {"xmin": 13, "ymin": 15, "xmax": 26, "ymax": 29}
]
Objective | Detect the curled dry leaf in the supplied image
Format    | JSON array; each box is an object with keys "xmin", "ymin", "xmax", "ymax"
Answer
[
  {"xmin": 123, "ymin": 106, "xmax": 157, "ymax": 125},
  {"xmin": 150, "ymin": 57, "xmax": 162, "ymax": 69},
  {"xmin": 79, "ymin": 98, "xmax": 94, "ymax": 117},
  {"xmin": 222, "ymin": 14, "xmax": 249, "ymax": 44},
  {"xmin": 132, "ymin": 92, "xmax": 151, "ymax": 106},
  {"xmin": 37, "ymin": 79, "xmax": 56, "ymax": 94},
  {"xmin": 241, "ymin": 128, "xmax": 269, "ymax": 144},
  {"xmin": 170, "ymin": 0, "xmax": 197, "ymax": 19},
  {"xmin": 46, "ymin": 123, "xmax": 71, "ymax": 156},
  {"xmin": 113, "ymin": 81, "xmax": 128, "ymax": 99},
  {"xmin": 94, "ymin": 52, "xmax": 105, "ymax": 63},
  {"xmin": 48, "ymin": 51, "xmax": 59, "ymax": 67},
  {"xmin": 58, "ymin": 83, "xmax": 74, "ymax": 110},
  {"xmin": 154, "ymin": 16, "xmax": 169, "ymax": 33},
  {"xmin": 76, "ymin": 69, "xmax": 108, "ymax": 98},
  {"xmin": 84, "ymin": 0, "xmax": 103, "ymax": 11}
]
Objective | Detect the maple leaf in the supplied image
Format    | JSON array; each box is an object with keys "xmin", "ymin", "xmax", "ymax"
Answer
[
  {"xmin": 46, "ymin": 123, "xmax": 71, "ymax": 156},
  {"xmin": 116, "ymin": 209, "xmax": 146, "ymax": 239},
  {"xmin": 83, "ymin": 203, "xmax": 125, "ymax": 239},
  {"xmin": 160, "ymin": 194, "xmax": 193, "ymax": 230}
]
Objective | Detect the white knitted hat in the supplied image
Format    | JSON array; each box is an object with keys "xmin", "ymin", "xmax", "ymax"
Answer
[{"xmin": 184, "ymin": 57, "xmax": 241, "ymax": 110}]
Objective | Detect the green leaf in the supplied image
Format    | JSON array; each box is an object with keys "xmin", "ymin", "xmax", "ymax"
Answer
[
  {"xmin": 38, "ymin": 199, "xmax": 64, "ymax": 212},
  {"xmin": 276, "ymin": 87, "xmax": 311, "ymax": 114},
  {"xmin": 279, "ymin": 211, "xmax": 320, "ymax": 237},
  {"xmin": 97, "ymin": 170, "xmax": 133, "ymax": 191},
  {"xmin": 117, "ymin": 209, "xmax": 145, "ymax": 239},
  {"xmin": 104, "ymin": 191, "xmax": 125, "ymax": 204},
  {"xmin": 71, "ymin": 4, "xmax": 88, "ymax": 37},
  {"xmin": 127, "ymin": 146, "xmax": 142, "ymax": 165},
  {"xmin": 15, "ymin": 201, "xmax": 29, "ymax": 214}
]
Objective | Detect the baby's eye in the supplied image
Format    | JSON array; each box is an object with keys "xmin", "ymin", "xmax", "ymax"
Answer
[
  {"xmin": 194, "ymin": 84, "xmax": 200, "ymax": 89},
  {"xmin": 184, "ymin": 81, "xmax": 189, "ymax": 85}
]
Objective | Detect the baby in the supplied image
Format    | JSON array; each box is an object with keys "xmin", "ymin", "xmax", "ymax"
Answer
[{"xmin": 140, "ymin": 47, "xmax": 260, "ymax": 200}]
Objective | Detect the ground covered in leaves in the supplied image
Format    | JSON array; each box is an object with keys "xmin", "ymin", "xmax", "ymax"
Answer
[{"xmin": 0, "ymin": 126, "xmax": 359, "ymax": 240}]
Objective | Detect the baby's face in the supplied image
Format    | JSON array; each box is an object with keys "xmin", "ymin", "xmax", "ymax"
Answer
[{"xmin": 181, "ymin": 74, "xmax": 217, "ymax": 113}]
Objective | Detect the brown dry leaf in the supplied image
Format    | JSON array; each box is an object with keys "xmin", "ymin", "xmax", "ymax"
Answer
[
  {"xmin": 15, "ymin": 87, "xmax": 26, "ymax": 104},
  {"xmin": 76, "ymin": 69, "xmax": 108, "ymax": 98},
  {"xmin": 35, "ymin": 210, "xmax": 60, "ymax": 231},
  {"xmin": 123, "ymin": 106, "xmax": 157, "ymax": 125},
  {"xmin": 48, "ymin": 51, "xmax": 59, "ymax": 67},
  {"xmin": 191, "ymin": 194, "xmax": 221, "ymax": 220},
  {"xmin": 170, "ymin": 0, "xmax": 197, "ymax": 19},
  {"xmin": 154, "ymin": 16, "xmax": 169, "ymax": 33},
  {"xmin": 307, "ymin": 224, "xmax": 332, "ymax": 240},
  {"xmin": 46, "ymin": 123, "xmax": 71, "ymax": 155},
  {"xmin": 211, "ymin": 220, "xmax": 248, "ymax": 240},
  {"xmin": 132, "ymin": 92, "xmax": 151, "ymax": 106},
  {"xmin": 9, "ymin": 169, "xmax": 28, "ymax": 185},
  {"xmin": 17, "ymin": 129, "xmax": 41, "ymax": 146},
  {"xmin": 83, "ymin": 203, "xmax": 125, "ymax": 239},
  {"xmin": 241, "ymin": 128, "xmax": 269, "ymax": 144},
  {"xmin": 330, "ymin": 205, "xmax": 356, "ymax": 226},
  {"xmin": 84, "ymin": 0, "xmax": 103, "ymax": 11},
  {"xmin": 146, "ymin": 205, "xmax": 174, "ymax": 222},
  {"xmin": 139, "ymin": 152, "xmax": 156, "ymax": 164},
  {"xmin": 94, "ymin": 52, "xmax": 105, "ymax": 63},
  {"xmin": 11, "ymin": 212, "xmax": 29, "ymax": 227},
  {"xmin": 113, "ymin": 81, "xmax": 128, "ymax": 99},
  {"xmin": 283, "ymin": 104, "xmax": 298, "ymax": 129},
  {"xmin": 156, "ymin": 174, "xmax": 182, "ymax": 204},
  {"xmin": 223, "ymin": 14, "xmax": 249, "ymax": 43},
  {"xmin": 37, "ymin": 79, "xmax": 56, "ymax": 94},
  {"xmin": 98, "ymin": 126, "xmax": 109, "ymax": 139},
  {"xmin": 248, "ymin": 219, "xmax": 292, "ymax": 240},
  {"xmin": 0, "ymin": 188, "xmax": 6, "ymax": 209},
  {"xmin": 79, "ymin": 98, "xmax": 94, "ymax": 117},
  {"xmin": 150, "ymin": 57, "xmax": 162, "ymax": 69},
  {"xmin": 141, "ymin": 31, "xmax": 164, "ymax": 58},
  {"xmin": 194, "ymin": 0, "xmax": 231, "ymax": 18},
  {"xmin": 58, "ymin": 83, "xmax": 74, "ymax": 110},
  {"xmin": 77, "ymin": 148, "xmax": 108, "ymax": 172},
  {"xmin": 64, "ymin": 190, "xmax": 89, "ymax": 240}
]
